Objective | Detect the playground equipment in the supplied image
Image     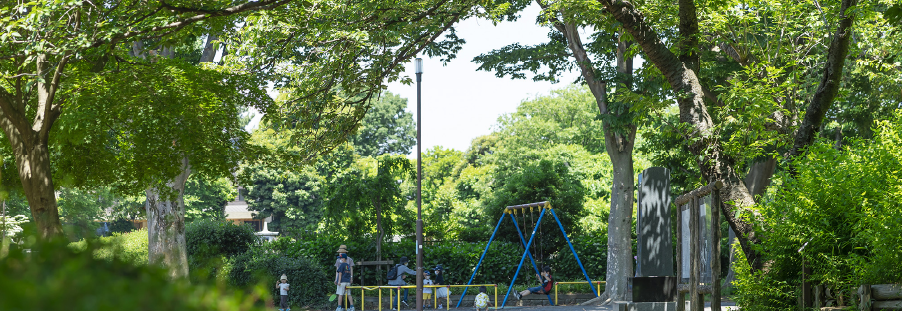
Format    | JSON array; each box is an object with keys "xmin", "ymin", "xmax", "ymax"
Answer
[
  {"xmin": 345, "ymin": 284, "xmax": 498, "ymax": 311},
  {"xmin": 457, "ymin": 201, "xmax": 598, "ymax": 308}
]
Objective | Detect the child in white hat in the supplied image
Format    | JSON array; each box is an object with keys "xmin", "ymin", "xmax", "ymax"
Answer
[{"xmin": 276, "ymin": 274, "xmax": 290, "ymax": 311}]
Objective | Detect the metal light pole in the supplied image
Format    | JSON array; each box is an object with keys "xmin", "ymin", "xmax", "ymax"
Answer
[{"xmin": 415, "ymin": 58, "xmax": 424, "ymax": 311}]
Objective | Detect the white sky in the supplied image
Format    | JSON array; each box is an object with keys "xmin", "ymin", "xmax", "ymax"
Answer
[{"xmin": 386, "ymin": 4, "xmax": 582, "ymax": 157}]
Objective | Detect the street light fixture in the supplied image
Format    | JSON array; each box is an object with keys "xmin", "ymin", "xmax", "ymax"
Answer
[{"xmin": 415, "ymin": 57, "xmax": 424, "ymax": 311}]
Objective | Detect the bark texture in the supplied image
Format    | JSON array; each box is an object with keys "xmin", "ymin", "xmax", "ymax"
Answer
[
  {"xmin": 596, "ymin": 0, "xmax": 763, "ymax": 269},
  {"xmin": 146, "ymin": 157, "xmax": 191, "ymax": 279}
]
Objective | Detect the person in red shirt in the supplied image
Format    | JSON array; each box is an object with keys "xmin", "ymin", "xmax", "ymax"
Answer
[{"xmin": 513, "ymin": 266, "xmax": 553, "ymax": 300}]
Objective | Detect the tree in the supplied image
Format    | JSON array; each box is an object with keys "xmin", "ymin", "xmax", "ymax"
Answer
[
  {"xmin": 243, "ymin": 163, "xmax": 325, "ymax": 233},
  {"xmin": 1, "ymin": 0, "xmax": 486, "ymax": 241},
  {"xmin": 351, "ymin": 92, "xmax": 417, "ymax": 157},
  {"xmin": 57, "ymin": 187, "xmax": 116, "ymax": 240},
  {"xmin": 472, "ymin": 2, "xmax": 667, "ymax": 299},
  {"xmin": 324, "ymin": 154, "xmax": 416, "ymax": 263},
  {"xmin": 589, "ymin": 0, "xmax": 894, "ymax": 270},
  {"xmin": 0, "ymin": 0, "xmax": 294, "ymax": 240},
  {"xmin": 184, "ymin": 175, "xmax": 235, "ymax": 223}
]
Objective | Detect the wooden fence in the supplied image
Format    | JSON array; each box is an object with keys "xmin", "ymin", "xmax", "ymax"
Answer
[{"xmin": 858, "ymin": 284, "xmax": 902, "ymax": 311}]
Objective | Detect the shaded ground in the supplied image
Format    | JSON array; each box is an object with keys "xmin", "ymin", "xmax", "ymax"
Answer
[{"xmin": 496, "ymin": 299, "xmax": 738, "ymax": 311}]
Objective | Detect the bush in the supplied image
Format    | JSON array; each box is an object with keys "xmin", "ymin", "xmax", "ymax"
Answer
[
  {"xmin": 272, "ymin": 230, "xmax": 608, "ymax": 288},
  {"xmin": 228, "ymin": 244, "xmax": 332, "ymax": 309},
  {"xmin": 185, "ymin": 219, "xmax": 257, "ymax": 282},
  {"xmin": 186, "ymin": 219, "xmax": 257, "ymax": 258},
  {"xmin": 69, "ymin": 228, "xmax": 149, "ymax": 266},
  {"xmin": 109, "ymin": 218, "xmax": 136, "ymax": 234},
  {"xmin": 1, "ymin": 239, "xmax": 268, "ymax": 311},
  {"xmin": 734, "ymin": 111, "xmax": 902, "ymax": 309}
]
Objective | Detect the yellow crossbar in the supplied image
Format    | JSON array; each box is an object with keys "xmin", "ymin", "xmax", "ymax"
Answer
[
  {"xmin": 553, "ymin": 281, "xmax": 606, "ymax": 305},
  {"xmin": 345, "ymin": 284, "xmax": 498, "ymax": 310}
]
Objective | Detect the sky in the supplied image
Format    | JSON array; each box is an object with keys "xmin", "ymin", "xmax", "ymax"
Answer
[{"xmin": 384, "ymin": 4, "xmax": 582, "ymax": 157}]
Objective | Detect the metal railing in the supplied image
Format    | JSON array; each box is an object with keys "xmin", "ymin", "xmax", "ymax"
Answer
[
  {"xmin": 345, "ymin": 284, "xmax": 498, "ymax": 311},
  {"xmin": 553, "ymin": 281, "xmax": 605, "ymax": 305}
]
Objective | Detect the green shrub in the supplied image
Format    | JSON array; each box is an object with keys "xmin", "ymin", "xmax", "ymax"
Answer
[
  {"xmin": 735, "ymin": 111, "xmax": 902, "ymax": 309},
  {"xmin": 109, "ymin": 218, "xmax": 136, "ymax": 233},
  {"xmin": 185, "ymin": 219, "xmax": 257, "ymax": 282},
  {"xmin": 731, "ymin": 245, "xmax": 796, "ymax": 311},
  {"xmin": 272, "ymin": 230, "xmax": 608, "ymax": 287},
  {"xmin": 69, "ymin": 228, "xmax": 149, "ymax": 266},
  {"xmin": 1, "ymin": 239, "xmax": 268, "ymax": 311},
  {"xmin": 228, "ymin": 244, "xmax": 332, "ymax": 309},
  {"xmin": 186, "ymin": 219, "xmax": 257, "ymax": 258}
]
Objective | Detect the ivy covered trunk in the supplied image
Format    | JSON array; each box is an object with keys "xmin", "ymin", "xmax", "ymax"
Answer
[{"xmin": 146, "ymin": 157, "xmax": 191, "ymax": 279}]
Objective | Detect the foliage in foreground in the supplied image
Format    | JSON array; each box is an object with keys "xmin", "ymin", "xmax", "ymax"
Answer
[
  {"xmin": 1, "ymin": 240, "xmax": 268, "ymax": 311},
  {"xmin": 734, "ymin": 110, "xmax": 902, "ymax": 310}
]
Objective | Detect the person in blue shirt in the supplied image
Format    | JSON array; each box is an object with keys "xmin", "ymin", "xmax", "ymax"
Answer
[
  {"xmin": 335, "ymin": 253, "xmax": 355, "ymax": 311},
  {"xmin": 387, "ymin": 256, "xmax": 416, "ymax": 310}
]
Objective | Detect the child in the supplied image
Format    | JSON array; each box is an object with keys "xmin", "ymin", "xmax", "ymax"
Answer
[
  {"xmin": 474, "ymin": 286, "xmax": 489, "ymax": 311},
  {"xmin": 433, "ymin": 265, "xmax": 449, "ymax": 309},
  {"xmin": 423, "ymin": 271, "xmax": 434, "ymax": 308},
  {"xmin": 513, "ymin": 265, "xmax": 553, "ymax": 300},
  {"xmin": 335, "ymin": 253, "xmax": 355, "ymax": 311},
  {"xmin": 275, "ymin": 274, "xmax": 290, "ymax": 311}
]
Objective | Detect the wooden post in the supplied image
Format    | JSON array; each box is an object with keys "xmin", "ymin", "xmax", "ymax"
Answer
[
  {"xmin": 857, "ymin": 285, "xmax": 870, "ymax": 311},
  {"xmin": 814, "ymin": 284, "xmax": 825, "ymax": 310},
  {"xmin": 677, "ymin": 201, "xmax": 685, "ymax": 311},
  {"xmin": 711, "ymin": 190, "xmax": 721, "ymax": 311},
  {"xmin": 802, "ymin": 258, "xmax": 812, "ymax": 308},
  {"xmin": 690, "ymin": 197, "xmax": 701, "ymax": 311}
]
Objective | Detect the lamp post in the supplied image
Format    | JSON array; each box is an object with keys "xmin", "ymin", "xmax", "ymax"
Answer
[{"xmin": 415, "ymin": 57, "xmax": 424, "ymax": 311}]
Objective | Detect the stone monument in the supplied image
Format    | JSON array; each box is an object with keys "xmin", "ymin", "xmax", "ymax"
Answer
[{"xmin": 617, "ymin": 167, "xmax": 678, "ymax": 311}]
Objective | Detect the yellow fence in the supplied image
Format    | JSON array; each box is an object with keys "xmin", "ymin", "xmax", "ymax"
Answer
[
  {"xmin": 345, "ymin": 284, "xmax": 497, "ymax": 311},
  {"xmin": 553, "ymin": 281, "xmax": 605, "ymax": 305}
]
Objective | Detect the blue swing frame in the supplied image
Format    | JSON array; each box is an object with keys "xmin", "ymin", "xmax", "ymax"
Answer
[{"xmin": 456, "ymin": 201, "xmax": 598, "ymax": 308}]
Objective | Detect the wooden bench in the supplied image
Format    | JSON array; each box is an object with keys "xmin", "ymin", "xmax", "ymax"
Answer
[{"xmin": 858, "ymin": 284, "xmax": 902, "ymax": 310}]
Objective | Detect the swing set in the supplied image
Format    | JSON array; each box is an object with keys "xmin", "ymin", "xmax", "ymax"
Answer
[{"xmin": 457, "ymin": 201, "xmax": 597, "ymax": 308}]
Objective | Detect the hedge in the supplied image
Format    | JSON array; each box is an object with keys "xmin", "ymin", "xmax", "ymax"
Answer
[
  {"xmin": 272, "ymin": 231, "xmax": 608, "ymax": 287},
  {"xmin": 228, "ymin": 244, "xmax": 333, "ymax": 309},
  {"xmin": 185, "ymin": 219, "xmax": 257, "ymax": 282}
]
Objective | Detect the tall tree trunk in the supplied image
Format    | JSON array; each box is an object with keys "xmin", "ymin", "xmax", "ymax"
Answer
[
  {"xmin": 604, "ymin": 127, "xmax": 637, "ymax": 301},
  {"xmin": 540, "ymin": 3, "xmax": 639, "ymax": 300},
  {"xmin": 723, "ymin": 158, "xmax": 776, "ymax": 287},
  {"xmin": 14, "ymin": 141, "xmax": 63, "ymax": 239},
  {"xmin": 0, "ymin": 54, "xmax": 68, "ymax": 240},
  {"xmin": 596, "ymin": 0, "xmax": 764, "ymax": 269},
  {"xmin": 374, "ymin": 197, "xmax": 384, "ymax": 285},
  {"xmin": 146, "ymin": 157, "xmax": 191, "ymax": 279}
]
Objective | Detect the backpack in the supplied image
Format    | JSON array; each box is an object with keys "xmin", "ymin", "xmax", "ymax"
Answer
[{"xmin": 386, "ymin": 264, "xmax": 401, "ymax": 281}]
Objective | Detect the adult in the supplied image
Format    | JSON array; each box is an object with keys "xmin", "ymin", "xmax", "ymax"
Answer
[
  {"xmin": 333, "ymin": 244, "xmax": 355, "ymax": 283},
  {"xmin": 387, "ymin": 256, "xmax": 416, "ymax": 310}
]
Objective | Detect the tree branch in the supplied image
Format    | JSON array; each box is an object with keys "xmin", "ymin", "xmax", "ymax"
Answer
[
  {"xmin": 90, "ymin": 0, "xmax": 293, "ymax": 49},
  {"xmin": 788, "ymin": 0, "xmax": 858, "ymax": 160}
]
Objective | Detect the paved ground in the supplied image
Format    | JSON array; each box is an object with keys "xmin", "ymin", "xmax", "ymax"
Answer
[{"xmin": 492, "ymin": 299, "xmax": 738, "ymax": 311}]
